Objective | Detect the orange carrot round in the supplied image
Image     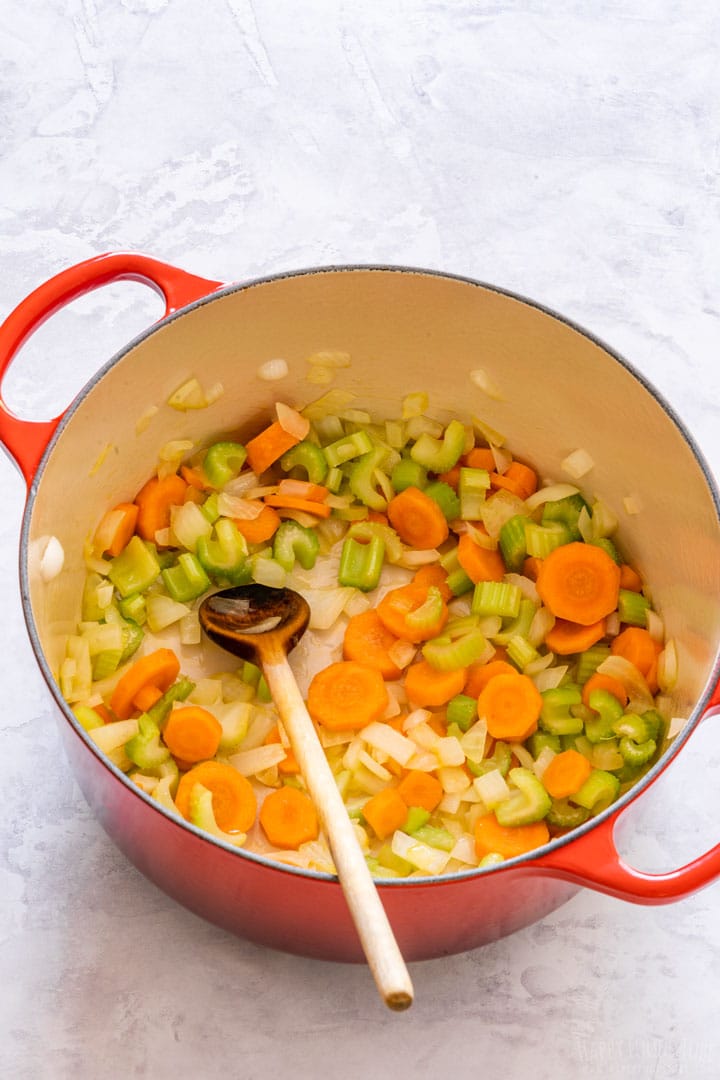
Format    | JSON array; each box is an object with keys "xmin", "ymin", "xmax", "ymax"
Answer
[
  {"xmin": 245, "ymin": 420, "xmax": 300, "ymax": 475},
  {"xmin": 397, "ymin": 770, "xmax": 444, "ymax": 812},
  {"xmin": 477, "ymin": 672, "xmax": 542, "ymax": 741},
  {"xmin": 134, "ymin": 473, "xmax": 188, "ymax": 542},
  {"xmin": 456, "ymin": 533, "xmax": 506, "ymax": 584},
  {"xmin": 404, "ymin": 659, "xmax": 467, "ymax": 707},
  {"xmin": 234, "ymin": 504, "xmax": 281, "ymax": 544},
  {"xmin": 619, "ymin": 564, "xmax": 643, "ymax": 591},
  {"xmin": 412, "ymin": 563, "xmax": 453, "ymax": 601},
  {"xmin": 490, "ymin": 460, "xmax": 538, "ymax": 500},
  {"xmin": 387, "ymin": 486, "xmax": 449, "ymax": 549},
  {"xmin": 307, "ymin": 660, "xmax": 389, "ymax": 731},
  {"xmin": 376, "ymin": 582, "xmax": 448, "ymax": 643},
  {"xmin": 542, "ymin": 749, "xmax": 592, "ymax": 799},
  {"xmin": 611, "ymin": 627, "xmax": 661, "ymax": 678},
  {"xmin": 544, "ymin": 618, "xmax": 606, "ymax": 655},
  {"xmin": 259, "ymin": 786, "xmax": 319, "ymax": 849},
  {"xmin": 536, "ymin": 541, "xmax": 621, "ymax": 625},
  {"xmin": 522, "ymin": 556, "xmax": 543, "ymax": 581},
  {"xmin": 264, "ymin": 725, "xmax": 300, "ymax": 775},
  {"xmin": 163, "ymin": 706, "xmax": 223, "ymax": 764},
  {"xmin": 581, "ymin": 672, "xmax": 629, "ymax": 709},
  {"xmin": 343, "ymin": 609, "xmax": 404, "ymax": 680},
  {"xmin": 474, "ymin": 813, "xmax": 549, "ymax": 860},
  {"xmin": 94, "ymin": 502, "xmax": 139, "ymax": 557},
  {"xmin": 110, "ymin": 648, "xmax": 181, "ymax": 720},
  {"xmin": 463, "ymin": 447, "xmax": 496, "ymax": 470},
  {"xmin": 175, "ymin": 761, "xmax": 257, "ymax": 832},
  {"xmin": 362, "ymin": 787, "xmax": 408, "ymax": 841},
  {"xmin": 464, "ymin": 659, "xmax": 517, "ymax": 698}
]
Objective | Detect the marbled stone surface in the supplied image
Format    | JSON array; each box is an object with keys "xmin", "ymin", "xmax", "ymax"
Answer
[{"xmin": 1, "ymin": 2, "xmax": 718, "ymax": 1078}]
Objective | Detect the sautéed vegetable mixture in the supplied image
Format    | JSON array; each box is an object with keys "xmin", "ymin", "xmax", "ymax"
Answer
[{"xmin": 60, "ymin": 392, "xmax": 677, "ymax": 877}]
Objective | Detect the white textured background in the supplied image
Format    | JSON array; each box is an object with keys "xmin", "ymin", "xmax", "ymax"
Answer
[{"xmin": 1, "ymin": 2, "xmax": 719, "ymax": 1078}]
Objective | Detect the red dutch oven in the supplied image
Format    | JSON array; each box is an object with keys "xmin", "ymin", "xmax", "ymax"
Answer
[{"xmin": 2, "ymin": 252, "xmax": 719, "ymax": 963}]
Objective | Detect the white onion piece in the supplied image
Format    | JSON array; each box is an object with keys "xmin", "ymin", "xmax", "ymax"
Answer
[
  {"xmin": 217, "ymin": 494, "xmax": 265, "ymax": 519},
  {"xmin": 596, "ymin": 655, "xmax": 655, "ymax": 710},
  {"xmin": 657, "ymin": 639, "xmax": 678, "ymax": 691},
  {"xmin": 229, "ymin": 744, "xmax": 287, "ymax": 776},
  {"xmin": 533, "ymin": 746, "xmax": 556, "ymax": 780},
  {"xmin": 276, "ymin": 402, "xmax": 310, "ymax": 440},
  {"xmin": 561, "ymin": 448, "xmax": 595, "ymax": 479},
  {"xmin": 362, "ymin": 721, "xmax": 416, "ymax": 766},
  {"xmin": 257, "ymin": 358, "xmax": 289, "ymax": 381},
  {"xmin": 531, "ymin": 664, "xmax": 568, "ymax": 693},
  {"xmin": 523, "ymin": 483, "xmax": 580, "ymax": 512},
  {"xmin": 646, "ymin": 609, "xmax": 665, "ymax": 642},
  {"xmin": 490, "ymin": 444, "xmax": 512, "ymax": 474},
  {"xmin": 507, "ymin": 742, "xmax": 536, "ymax": 770},
  {"xmin": 39, "ymin": 536, "xmax": 65, "ymax": 582},
  {"xmin": 223, "ymin": 471, "xmax": 261, "ymax": 497},
  {"xmin": 469, "ymin": 368, "xmax": 504, "ymax": 400}
]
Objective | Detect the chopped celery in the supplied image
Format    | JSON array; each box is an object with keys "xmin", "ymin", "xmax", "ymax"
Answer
[
  {"xmin": 91, "ymin": 647, "xmax": 124, "ymax": 682},
  {"xmin": 446, "ymin": 693, "xmax": 478, "ymax": 732},
  {"xmin": 323, "ymin": 429, "xmax": 374, "ymax": 468},
  {"xmin": 376, "ymin": 843, "xmax": 414, "ymax": 877},
  {"xmin": 82, "ymin": 572, "xmax": 110, "ymax": 621},
  {"xmin": 423, "ymin": 481, "xmax": 461, "ymax": 521},
  {"xmin": 406, "ymin": 586, "xmax": 445, "ymax": 631},
  {"xmin": 349, "ymin": 446, "xmax": 391, "ymax": 511},
  {"xmin": 60, "ymin": 636, "xmax": 93, "ymax": 703},
  {"xmin": 108, "ymin": 536, "xmax": 160, "ymax": 598},
  {"xmin": 203, "ymin": 441, "xmax": 247, "ymax": 488},
  {"xmin": 525, "ymin": 521, "xmax": 571, "ymax": 559},
  {"xmin": 162, "ymin": 553, "xmax": 211, "ymax": 602},
  {"xmin": 467, "ymin": 740, "xmax": 511, "ymax": 778},
  {"xmin": 618, "ymin": 735, "xmax": 656, "ymax": 767},
  {"xmin": 506, "ymin": 635, "xmax": 539, "ymax": 671},
  {"xmin": 146, "ymin": 676, "xmax": 195, "ymax": 728},
  {"xmin": 403, "ymin": 806, "xmax": 431, "ymax": 834},
  {"xmin": 494, "ymin": 767, "xmax": 552, "ymax": 826},
  {"xmin": 197, "ymin": 518, "xmax": 251, "ymax": 584},
  {"xmin": 410, "ymin": 419, "xmax": 466, "ymax": 473},
  {"xmin": 423, "ymin": 629, "xmax": 488, "ymax": 671},
  {"xmin": 200, "ymin": 491, "xmax": 221, "ymax": 524},
  {"xmin": 541, "ymin": 493, "xmax": 589, "ymax": 541},
  {"xmin": 280, "ymin": 440, "xmax": 328, "ymax": 484},
  {"xmin": 347, "ymin": 520, "xmax": 403, "ymax": 563},
  {"xmin": 539, "ymin": 685, "xmax": 584, "ymax": 735},
  {"xmin": 273, "ymin": 520, "xmax": 320, "ymax": 572},
  {"xmin": 446, "ymin": 567, "xmax": 474, "ymax": 596},
  {"xmin": 585, "ymin": 688, "xmax": 624, "ymax": 743},
  {"xmin": 492, "ymin": 597, "xmax": 537, "ymax": 645},
  {"xmin": 338, "ymin": 534, "xmax": 385, "ymax": 591},
  {"xmin": 118, "ymin": 592, "xmax": 147, "ymax": 626},
  {"xmin": 146, "ymin": 594, "xmax": 190, "ymax": 633},
  {"xmin": 390, "ymin": 458, "xmax": 428, "ymax": 493},
  {"xmin": 72, "ymin": 704, "xmax": 104, "ymax": 732},
  {"xmin": 241, "ymin": 661, "xmax": 261, "ymax": 688},
  {"xmin": 618, "ymin": 588, "xmax": 651, "ymax": 627},
  {"xmin": 324, "ymin": 466, "xmax": 344, "ymax": 493},
  {"xmin": 257, "ymin": 675, "xmax": 271, "ymax": 702},
  {"xmin": 546, "ymin": 798, "xmax": 590, "ymax": 828},
  {"xmin": 125, "ymin": 714, "xmax": 171, "ymax": 769},
  {"xmin": 528, "ymin": 731, "xmax": 562, "ymax": 757},
  {"xmin": 411, "ymin": 825, "xmax": 455, "ymax": 852},
  {"xmin": 472, "ymin": 580, "xmax": 521, "ymax": 618},
  {"xmin": 590, "ymin": 537, "xmax": 620, "ymax": 563},
  {"xmin": 458, "ymin": 467, "xmax": 490, "ymax": 521},
  {"xmin": 575, "ymin": 643, "xmax": 611, "ymax": 683},
  {"xmin": 612, "ymin": 712, "xmax": 657, "ymax": 766},
  {"xmin": 499, "ymin": 514, "xmax": 528, "ymax": 572},
  {"xmin": 217, "ymin": 702, "xmax": 252, "ymax": 753},
  {"xmin": 570, "ymin": 769, "xmax": 620, "ymax": 813}
]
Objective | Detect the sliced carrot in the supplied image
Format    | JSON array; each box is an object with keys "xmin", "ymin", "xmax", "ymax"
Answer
[
  {"xmin": 437, "ymin": 464, "xmax": 461, "ymax": 490},
  {"xmin": 611, "ymin": 627, "xmax": 661, "ymax": 680},
  {"xmin": 464, "ymin": 658, "xmax": 517, "ymax": 698},
  {"xmin": 277, "ymin": 478, "xmax": 328, "ymax": 502},
  {"xmin": 307, "ymin": 660, "xmax": 389, "ymax": 731},
  {"xmin": 263, "ymin": 494, "xmax": 331, "ymax": 518},
  {"xmin": 456, "ymin": 532, "xmax": 506, "ymax": 584},
  {"xmin": 181, "ymin": 464, "xmax": 211, "ymax": 490},
  {"xmin": 536, "ymin": 541, "xmax": 621, "ymax": 625},
  {"xmin": 397, "ymin": 769, "xmax": 444, "ymax": 812},
  {"xmin": 343, "ymin": 609, "xmax": 404, "ymax": 680},
  {"xmin": 94, "ymin": 502, "xmax": 139, "ymax": 558},
  {"xmin": 259, "ymin": 786, "xmax": 319, "ymax": 849},
  {"xmin": 404, "ymin": 660, "xmax": 467, "ymax": 707},
  {"xmin": 387, "ymin": 486, "xmax": 449, "ymax": 549},
  {"xmin": 544, "ymin": 618, "xmax": 606, "ymax": 655},
  {"xmin": 234, "ymin": 504, "xmax": 281, "ymax": 544},
  {"xmin": 427, "ymin": 712, "xmax": 448, "ymax": 737},
  {"xmin": 134, "ymin": 473, "xmax": 188, "ymax": 542},
  {"xmin": 474, "ymin": 813, "xmax": 549, "ymax": 860},
  {"xmin": 362, "ymin": 787, "xmax": 408, "ymax": 841},
  {"xmin": 175, "ymin": 761, "xmax": 257, "ymax": 832},
  {"xmin": 132, "ymin": 683, "xmax": 164, "ymax": 713},
  {"xmin": 162, "ymin": 706, "xmax": 223, "ymax": 764},
  {"xmin": 477, "ymin": 672, "xmax": 542, "ymax": 741},
  {"xmin": 522, "ymin": 556, "xmax": 543, "ymax": 581},
  {"xmin": 367, "ymin": 510, "xmax": 389, "ymax": 525},
  {"xmin": 463, "ymin": 447, "xmax": 496, "ymax": 470},
  {"xmin": 412, "ymin": 563, "xmax": 453, "ymax": 601},
  {"xmin": 245, "ymin": 421, "xmax": 300, "ymax": 476},
  {"xmin": 619, "ymin": 564, "xmax": 643, "ymax": 591},
  {"xmin": 93, "ymin": 703, "xmax": 115, "ymax": 724},
  {"xmin": 110, "ymin": 648, "xmax": 181, "ymax": 720},
  {"xmin": 490, "ymin": 460, "xmax": 538, "ymax": 501},
  {"xmin": 376, "ymin": 582, "xmax": 449, "ymax": 643},
  {"xmin": 264, "ymin": 725, "xmax": 300, "ymax": 774},
  {"xmin": 581, "ymin": 672, "xmax": 629, "ymax": 709},
  {"xmin": 542, "ymin": 749, "xmax": 592, "ymax": 799}
]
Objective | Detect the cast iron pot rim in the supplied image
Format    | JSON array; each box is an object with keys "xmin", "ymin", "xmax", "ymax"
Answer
[{"xmin": 18, "ymin": 261, "xmax": 720, "ymax": 887}]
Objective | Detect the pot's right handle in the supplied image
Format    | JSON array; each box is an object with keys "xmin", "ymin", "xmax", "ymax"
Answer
[
  {"xmin": 0, "ymin": 252, "xmax": 223, "ymax": 486},
  {"xmin": 531, "ymin": 697, "xmax": 720, "ymax": 903}
]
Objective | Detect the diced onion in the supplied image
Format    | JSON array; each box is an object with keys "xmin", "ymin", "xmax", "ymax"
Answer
[
  {"xmin": 217, "ymin": 493, "xmax": 265, "ymax": 519},
  {"xmin": 436, "ymin": 736, "xmax": 466, "ymax": 767},
  {"xmin": 229, "ymin": 744, "xmax": 287, "ymax": 776},
  {"xmin": 437, "ymin": 766, "xmax": 472, "ymax": 794},
  {"xmin": 469, "ymin": 368, "xmax": 504, "ymax": 401},
  {"xmin": 146, "ymin": 595, "xmax": 191, "ymax": 633},
  {"xmin": 491, "ymin": 444, "xmax": 512, "ymax": 474},
  {"xmin": 391, "ymin": 831, "xmax": 451, "ymax": 875},
  {"xmin": 528, "ymin": 607, "xmax": 555, "ymax": 648},
  {"xmin": 402, "ymin": 708, "xmax": 433, "ymax": 732},
  {"xmin": 646, "ymin": 609, "xmax": 665, "ymax": 643},
  {"xmin": 276, "ymin": 402, "xmax": 310, "ymax": 441},
  {"xmin": 657, "ymin": 638, "xmax": 678, "ymax": 691},
  {"xmin": 623, "ymin": 494, "xmax": 643, "ymax": 515},
  {"xmin": 298, "ymin": 586, "xmax": 354, "ymax": 630},
  {"xmin": 464, "ymin": 522, "xmax": 498, "ymax": 550},
  {"xmin": 473, "ymin": 769, "xmax": 511, "ymax": 808},
  {"xmin": 167, "ymin": 377, "xmax": 224, "ymax": 411},
  {"xmin": 257, "ymin": 358, "xmax": 289, "ymax": 381},
  {"xmin": 135, "ymin": 405, "xmax": 159, "ymax": 434},
  {"xmin": 387, "ymin": 640, "xmax": 417, "ymax": 670},
  {"xmin": 223, "ymin": 471, "xmax": 261, "ymax": 497},
  {"xmin": 561, "ymin": 448, "xmax": 595, "ymax": 480},
  {"xmin": 39, "ymin": 535, "xmax": 65, "ymax": 582},
  {"xmin": 402, "ymin": 392, "xmax": 429, "ymax": 419},
  {"xmin": 596, "ymin": 655, "xmax": 655, "ymax": 710},
  {"xmin": 306, "ymin": 350, "xmax": 352, "ymax": 369},
  {"xmin": 533, "ymin": 746, "xmax": 556, "ymax": 780},
  {"xmin": 459, "ymin": 718, "xmax": 489, "ymax": 763},
  {"xmin": 397, "ymin": 548, "xmax": 440, "ymax": 568},
  {"xmin": 362, "ymin": 721, "xmax": 416, "ymax": 766},
  {"xmin": 90, "ymin": 718, "xmax": 139, "ymax": 753},
  {"xmin": 507, "ymin": 742, "xmax": 535, "ymax": 769},
  {"xmin": 531, "ymin": 663, "xmax": 568, "ymax": 693},
  {"xmin": 523, "ymin": 483, "xmax": 580, "ymax": 512},
  {"xmin": 472, "ymin": 416, "xmax": 506, "ymax": 447},
  {"xmin": 449, "ymin": 834, "xmax": 478, "ymax": 865},
  {"xmin": 358, "ymin": 749, "xmax": 392, "ymax": 781}
]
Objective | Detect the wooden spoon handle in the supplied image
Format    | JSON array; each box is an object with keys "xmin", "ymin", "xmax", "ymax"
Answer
[{"xmin": 262, "ymin": 655, "xmax": 414, "ymax": 1010}]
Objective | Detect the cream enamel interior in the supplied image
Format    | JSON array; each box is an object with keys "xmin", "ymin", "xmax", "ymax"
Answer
[{"xmin": 24, "ymin": 268, "xmax": 720, "ymax": 735}]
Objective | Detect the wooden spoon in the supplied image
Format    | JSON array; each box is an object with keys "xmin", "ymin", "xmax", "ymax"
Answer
[{"xmin": 199, "ymin": 584, "xmax": 414, "ymax": 1011}]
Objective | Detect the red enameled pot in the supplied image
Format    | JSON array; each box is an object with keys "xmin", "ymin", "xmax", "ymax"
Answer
[{"xmin": 2, "ymin": 253, "xmax": 719, "ymax": 962}]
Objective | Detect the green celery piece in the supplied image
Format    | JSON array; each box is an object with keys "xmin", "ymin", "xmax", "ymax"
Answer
[
  {"xmin": 528, "ymin": 731, "xmax": 562, "ymax": 756},
  {"xmin": 125, "ymin": 714, "xmax": 170, "ymax": 769},
  {"xmin": 376, "ymin": 844, "xmax": 414, "ymax": 877},
  {"xmin": 506, "ymin": 634, "xmax": 539, "ymax": 671},
  {"xmin": 338, "ymin": 534, "xmax": 385, "ymax": 591},
  {"xmin": 411, "ymin": 825, "xmax": 455, "ymax": 851},
  {"xmin": 144, "ymin": 541, "xmax": 175, "ymax": 570},
  {"xmin": 91, "ymin": 648, "xmax": 124, "ymax": 682},
  {"xmin": 618, "ymin": 735, "xmax": 656, "ymax": 767},
  {"xmin": 459, "ymin": 467, "xmax": 490, "ymax": 520},
  {"xmin": 72, "ymin": 704, "xmax": 105, "ymax": 732},
  {"xmin": 590, "ymin": 537, "xmax": 620, "ymax": 563},
  {"xmin": 423, "ymin": 629, "xmax": 488, "ymax": 671},
  {"xmin": 82, "ymin": 572, "xmax": 109, "ymax": 622},
  {"xmin": 446, "ymin": 567, "xmax": 474, "ymax": 597},
  {"xmin": 257, "ymin": 675, "xmax": 271, "ymax": 702},
  {"xmin": 446, "ymin": 693, "xmax": 477, "ymax": 732},
  {"xmin": 108, "ymin": 535, "xmax": 161, "ymax": 598},
  {"xmin": 280, "ymin": 441, "xmax": 328, "ymax": 484},
  {"xmin": 403, "ymin": 806, "xmax": 431, "ymax": 834},
  {"xmin": 118, "ymin": 592, "xmax": 147, "ymax": 626},
  {"xmin": 585, "ymin": 688, "xmax": 624, "ymax": 743},
  {"xmin": 325, "ymin": 466, "xmax": 344, "ymax": 493},
  {"xmin": 423, "ymin": 481, "xmax": 461, "ymax": 522},
  {"xmin": 196, "ymin": 518, "xmax": 251, "ymax": 584},
  {"xmin": 200, "ymin": 492, "xmax": 221, "ymax": 524},
  {"xmin": 540, "ymin": 685, "xmax": 584, "ymax": 735},
  {"xmin": 390, "ymin": 457, "xmax": 427, "ymax": 493},
  {"xmin": 273, "ymin": 520, "xmax": 320, "ymax": 572},
  {"xmin": 119, "ymin": 621, "xmax": 144, "ymax": 664},
  {"xmin": 466, "ymin": 740, "xmax": 511, "ymax": 778},
  {"xmin": 347, "ymin": 520, "xmax": 403, "ymax": 563},
  {"xmin": 146, "ymin": 676, "xmax": 195, "ymax": 729},
  {"xmin": 162, "ymin": 552, "xmax": 211, "ymax": 603},
  {"xmin": 494, "ymin": 767, "xmax": 552, "ymax": 826},
  {"xmin": 349, "ymin": 445, "xmax": 390, "ymax": 511},
  {"xmin": 570, "ymin": 769, "xmax": 620, "ymax": 813},
  {"xmin": 541, "ymin": 493, "xmax": 589, "ymax": 541},
  {"xmin": 617, "ymin": 588, "xmax": 651, "ymax": 626},
  {"xmin": 575, "ymin": 643, "xmax": 611, "ymax": 683},
  {"xmin": 203, "ymin": 441, "xmax": 247, "ymax": 488},
  {"xmin": 499, "ymin": 514, "xmax": 528, "ymax": 572},
  {"xmin": 189, "ymin": 783, "xmax": 248, "ymax": 847},
  {"xmin": 410, "ymin": 419, "xmax": 466, "ymax": 473},
  {"xmin": 405, "ymin": 585, "xmax": 444, "ymax": 631},
  {"xmin": 323, "ymin": 429, "xmax": 374, "ymax": 468},
  {"xmin": 472, "ymin": 580, "xmax": 522, "ymax": 618},
  {"xmin": 241, "ymin": 661, "xmax": 261, "ymax": 688},
  {"xmin": 546, "ymin": 798, "xmax": 590, "ymax": 828},
  {"xmin": 525, "ymin": 521, "xmax": 571, "ymax": 559},
  {"xmin": 493, "ymin": 597, "xmax": 537, "ymax": 645}
]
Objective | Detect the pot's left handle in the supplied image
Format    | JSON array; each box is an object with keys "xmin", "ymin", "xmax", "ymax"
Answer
[{"xmin": 0, "ymin": 252, "xmax": 223, "ymax": 486}]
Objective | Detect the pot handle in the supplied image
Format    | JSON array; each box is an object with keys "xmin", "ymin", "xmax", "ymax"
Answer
[
  {"xmin": 0, "ymin": 252, "xmax": 223, "ymax": 485},
  {"xmin": 531, "ymin": 698, "xmax": 720, "ymax": 903}
]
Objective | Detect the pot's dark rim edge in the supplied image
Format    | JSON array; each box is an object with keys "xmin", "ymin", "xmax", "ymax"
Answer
[{"xmin": 17, "ymin": 260, "xmax": 720, "ymax": 890}]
